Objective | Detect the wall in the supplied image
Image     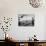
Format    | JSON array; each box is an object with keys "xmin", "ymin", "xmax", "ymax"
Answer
[{"xmin": 0, "ymin": 0, "xmax": 46, "ymax": 40}]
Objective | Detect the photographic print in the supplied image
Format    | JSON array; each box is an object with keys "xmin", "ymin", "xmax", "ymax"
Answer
[{"xmin": 18, "ymin": 14, "xmax": 35, "ymax": 26}]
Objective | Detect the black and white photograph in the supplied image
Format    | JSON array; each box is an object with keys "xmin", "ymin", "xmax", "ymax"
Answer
[{"xmin": 18, "ymin": 14, "xmax": 35, "ymax": 26}]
